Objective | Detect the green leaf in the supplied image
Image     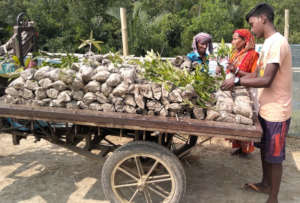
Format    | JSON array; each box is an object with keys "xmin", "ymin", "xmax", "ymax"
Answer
[
  {"xmin": 24, "ymin": 57, "xmax": 31, "ymax": 68},
  {"xmin": 78, "ymin": 30, "xmax": 103, "ymax": 52},
  {"xmin": 78, "ymin": 41, "xmax": 88, "ymax": 49},
  {"xmin": 92, "ymin": 41, "xmax": 102, "ymax": 52},
  {"xmin": 12, "ymin": 56, "xmax": 21, "ymax": 67}
]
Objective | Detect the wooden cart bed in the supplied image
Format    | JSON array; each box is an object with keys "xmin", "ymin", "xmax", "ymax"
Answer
[{"xmin": 0, "ymin": 103, "xmax": 262, "ymax": 142}]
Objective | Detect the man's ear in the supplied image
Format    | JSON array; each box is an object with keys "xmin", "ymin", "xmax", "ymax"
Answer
[{"xmin": 260, "ymin": 15, "xmax": 268, "ymax": 24}]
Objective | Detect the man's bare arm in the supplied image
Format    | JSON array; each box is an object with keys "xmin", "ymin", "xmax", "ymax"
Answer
[
  {"xmin": 240, "ymin": 63, "xmax": 279, "ymax": 88},
  {"xmin": 221, "ymin": 63, "xmax": 279, "ymax": 90}
]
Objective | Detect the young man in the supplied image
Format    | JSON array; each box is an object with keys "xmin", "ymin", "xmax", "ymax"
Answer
[{"xmin": 221, "ymin": 3, "xmax": 292, "ymax": 203}]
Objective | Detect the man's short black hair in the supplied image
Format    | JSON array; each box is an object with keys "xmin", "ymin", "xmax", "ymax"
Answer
[{"xmin": 246, "ymin": 3, "xmax": 274, "ymax": 23}]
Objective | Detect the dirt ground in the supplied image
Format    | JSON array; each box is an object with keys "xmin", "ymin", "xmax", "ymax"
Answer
[{"xmin": 0, "ymin": 133, "xmax": 299, "ymax": 203}]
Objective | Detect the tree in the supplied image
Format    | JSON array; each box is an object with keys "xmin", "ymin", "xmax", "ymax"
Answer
[
  {"xmin": 1, "ymin": 0, "xmax": 299, "ymax": 56},
  {"xmin": 181, "ymin": 0, "xmax": 234, "ymax": 54}
]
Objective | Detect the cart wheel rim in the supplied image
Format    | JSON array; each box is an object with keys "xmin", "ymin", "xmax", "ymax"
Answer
[{"xmin": 111, "ymin": 153, "xmax": 176, "ymax": 203}]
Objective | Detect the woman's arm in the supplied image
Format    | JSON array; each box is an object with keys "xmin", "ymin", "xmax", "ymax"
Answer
[
  {"xmin": 229, "ymin": 50, "xmax": 259, "ymax": 77},
  {"xmin": 227, "ymin": 63, "xmax": 252, "ymax": 77}
]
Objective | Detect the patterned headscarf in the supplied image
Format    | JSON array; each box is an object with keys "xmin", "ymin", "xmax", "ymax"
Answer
[
  {"xmin": 233, "ymin": 29, "xmax": 255, "ymax": 53},
  {"xmin": 229, "ymin": 29, "xmax": 259, "ymax": 73},
  {"xmin": 192, "ymin": 32, "xmax": 213, "ymax": 54}
]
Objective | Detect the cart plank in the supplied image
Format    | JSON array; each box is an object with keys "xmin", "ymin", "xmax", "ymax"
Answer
[{"xmin": 0, "ymin": 103, "xmax": 262, "ymax": 141}]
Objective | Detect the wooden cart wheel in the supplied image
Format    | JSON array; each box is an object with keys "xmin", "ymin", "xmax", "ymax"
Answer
[{"xmin": 101, "ymin": 141, "xmax": 186, "ymax": 203}]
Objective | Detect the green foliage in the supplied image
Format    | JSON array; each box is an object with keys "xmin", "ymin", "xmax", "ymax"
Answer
[
  {"xmin": 192, "ymin": 64, "xmax": 222, "ymax": 107},
  {"xmin": 214, "ymin": 39, "xmax": 233, "ymax": 61},
  {"xmin": 12, "ymin": 56, "xmax": 21, "ymax": 67},
  {"xmin": 12, "ymin": 55, "xmax": 38, "ymax": 69},
  {"xmin": 60, "ymin": 54, "xmax": 79, "ymax": 69},
  {"xmin": 211, "ymin": 38, "xmax": 232, "ymax": 79},
  {"xmin": 78, "ymin": 31, "xmax": 103, "ymax": 53},
  {"xmin": 41, "ymin": 54, "xmax": 78, "ymax": 69},
  {"xmin": 1, "ymin": 0, "xmax": 300, "ymax": 56},
  {"xmin": 143, "ymin": 50, "xmax": 193, "ymax": 89},
  {"xmin": 106, "ymin": 52, "xmax": 124, "ymax": 65},
  {"xmin": 141, "ymin": 50, "xmax": 222, "ymax": 107}
]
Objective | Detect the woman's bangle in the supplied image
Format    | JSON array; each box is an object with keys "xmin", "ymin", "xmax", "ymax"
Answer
[{"xmin": 235, "ymin": 67, "xmax": 240, "ymax": 75}]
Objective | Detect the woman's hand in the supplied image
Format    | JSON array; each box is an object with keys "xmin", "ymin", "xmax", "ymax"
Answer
[
  {"xmin": 227, "ymin": 63, "xmax": 236, "ymax": 73},
  {"xmin": 215, "ymin": 66, "xmax": 222, "ymax": 75}
]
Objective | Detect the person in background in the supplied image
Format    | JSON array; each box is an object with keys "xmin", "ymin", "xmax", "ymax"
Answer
[
  {"xmin": 222, "ymin": 3, "xmax": 292, "ymax": 203},
  {"xmin": 227, "ymin": 29, "xmax": 259, "ymax": 156},
  {"xmin": 187, "ymin": 32, "xmax": 213, "ymax": 65},
  {"xmin": 186, "ymin": 32, "xmax": 221, "ymax": 74}
]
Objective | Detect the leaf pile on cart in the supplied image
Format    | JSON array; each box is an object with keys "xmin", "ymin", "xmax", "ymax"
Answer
[
  {"xmin": 0, "ymin": 49, "xmax": 262, "ymax": 203},
  {"xmin": 2, "ymin": 50, "xmax": 254, "ymax": 126}
]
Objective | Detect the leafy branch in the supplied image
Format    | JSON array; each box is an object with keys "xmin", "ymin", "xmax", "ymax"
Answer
[
  {"xmin": 41, "ymin": 53, "xmax": 78, "ymax": 69},
  {"xmin": 210, "ymin": 38, "xmax": 232, "ymax": 79},
  {"xmin": 141, "ymin": 50, "xmax": 221, "ymax": 107},
  {"xmin": 213, "ymin": 38, "xmax": 232, "ymax": 61},
  {"xmin": 78, "ymin": 30, "xmax": 103, "ymax": 53}
]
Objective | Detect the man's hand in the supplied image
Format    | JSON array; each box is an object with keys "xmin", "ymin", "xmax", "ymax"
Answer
[{"xmin": 221, "ymin": 78, "xmax": 235, "ymax": 90}]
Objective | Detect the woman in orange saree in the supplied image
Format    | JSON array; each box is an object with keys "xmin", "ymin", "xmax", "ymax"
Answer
[{"xmin": 228, "ymin": 29, "xmax": 259, "ymax": 155}]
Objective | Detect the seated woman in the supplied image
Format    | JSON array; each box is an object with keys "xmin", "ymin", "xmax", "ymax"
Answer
[{"xmin": 227, "ymin": 29, "xmax": 259, "ymax": 156}]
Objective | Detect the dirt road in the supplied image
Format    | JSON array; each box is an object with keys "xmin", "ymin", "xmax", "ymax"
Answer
[{"xmin": 0, "ymin": 133, "xmax": 299, "ymax": 203}]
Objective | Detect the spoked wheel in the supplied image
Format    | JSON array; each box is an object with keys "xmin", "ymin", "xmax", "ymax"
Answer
[{"xmin": 102, "ymin": 141, "xmax": 186, "ymax": 203}]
